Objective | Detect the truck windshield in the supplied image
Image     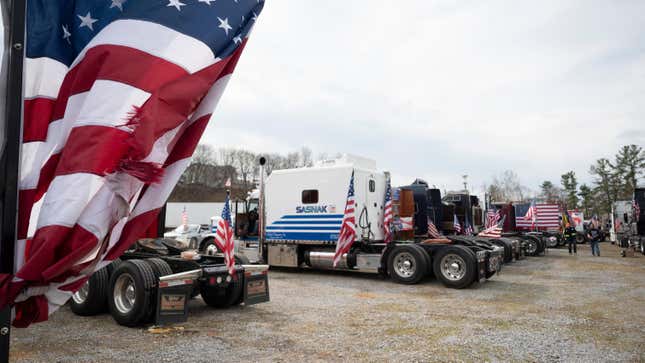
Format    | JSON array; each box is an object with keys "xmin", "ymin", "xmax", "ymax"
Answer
[{"xmin": 248, "ymin": 199, "xmax": 259, "ymax": 212}]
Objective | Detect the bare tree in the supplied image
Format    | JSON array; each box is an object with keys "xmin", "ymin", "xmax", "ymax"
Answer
[
  {"xmin": 298, "ymin": 147, "xmax": 313, "ymax": 167},
  {"xmin": 182, "ymin": 144, "xmax": 216, "ymax": 184},
  {"xmin": 234, "ymin": 149, "xmax": 257, "ymax": 192},
  {"xmin": 264, "ymin": 153, "xmax": 285, "ymax": 175},
  {"xmin": 217, "ymin": 148, "xmax": 237, "ymax": 182},
  {"xmin": 284, "ymin": 152, "xmax": 300, "ymax": 169},
  {"xmin": 487, "ymin": 170, "xmax": 529, "ymax": 202}
]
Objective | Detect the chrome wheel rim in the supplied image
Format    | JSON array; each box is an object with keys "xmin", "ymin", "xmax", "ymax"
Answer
[
  {"xmin": 393, "ymin": 252, "xmax": 416, "ymax": 278},
  {"xmin": 440, "ymin": 254, "xmax": 466, "ymax": 281},
  {"xmin": 527, "ymin": 241, "xmax": 537, "ymax": 254},
  {"xmin": 113, "ymin": 273, "xmax": 136, "ymax": 314},
  {"xmin": 205, "ymin": 243, "xmax": 218, "ymax": 256},
  {"xmin": 72, "ymin": 280, "xmax": 90, "ymax": 304}
]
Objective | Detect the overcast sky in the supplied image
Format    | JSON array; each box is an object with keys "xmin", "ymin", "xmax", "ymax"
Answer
[{"xmin": 202, "ymin": 0, "xmax": 645, "ymax": 196}]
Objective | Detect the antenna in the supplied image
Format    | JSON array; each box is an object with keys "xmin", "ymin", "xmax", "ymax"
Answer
[{"xmin": 462, "ymin": 174, "xmax": 469, "ymax": 192}]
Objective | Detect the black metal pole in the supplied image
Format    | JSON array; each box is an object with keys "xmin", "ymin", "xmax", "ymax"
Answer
[{"xmin": 0, "ymin": 0, "xmax": 26, "ymax": 362}]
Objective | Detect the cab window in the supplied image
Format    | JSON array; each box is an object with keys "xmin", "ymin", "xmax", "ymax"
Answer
[
  {"xmin": 369, "ymin": 180, "xmax": 375, "ymax": 192},
  {"xmin": 302, "ymin": 190, "xmax": 319, "ymax": 204}
]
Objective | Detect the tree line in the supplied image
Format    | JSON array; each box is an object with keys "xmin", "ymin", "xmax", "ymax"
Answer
[
  {"xmin": 175, "ymin": 145, "xmax": 326, "ymax": 201},
  {"xmin": 487, "ymin": 144, "xmax": 644, "ymax": 217}
]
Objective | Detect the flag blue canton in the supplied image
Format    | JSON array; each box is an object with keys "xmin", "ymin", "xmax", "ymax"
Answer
[
  {"xmin": 347, "ymin": 172, "xmax": 355, "ymax": 198},
  {"xmin": 222, "ymin": 193, "xmax": 232, "ymax": 225},
  {"xmin": 26, "ymin": 0, "xmax": 264, "ymax": 66},
  {"xmin": 384, "ymin": 179, "xmax": 391, "ymax": 203}
]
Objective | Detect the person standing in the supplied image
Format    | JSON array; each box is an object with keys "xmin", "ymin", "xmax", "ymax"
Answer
[
  {"xmin": 563, "ymin": 223, "xmax": 577, "ymax": 254},
  {"xmin": 587, "ymin": 219, "xmax": 602, "ymax": 256}
]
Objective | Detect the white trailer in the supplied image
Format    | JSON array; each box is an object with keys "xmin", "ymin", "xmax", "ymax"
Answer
[{"xmin": 239, "ymin": 155, "xmax": 503, "ymax": 289}]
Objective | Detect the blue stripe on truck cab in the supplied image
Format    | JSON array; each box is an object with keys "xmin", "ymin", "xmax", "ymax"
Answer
[
  {"xmin": 266, "ymin": 226, "xmax": 340, "ymax": 231},
  {"xmin": 265, "ymin": 231, "xmax": 339, "ymax": 241},
  {"xmin": 281, "ymin": 214, "xmax": 344, "ymax": 219}
]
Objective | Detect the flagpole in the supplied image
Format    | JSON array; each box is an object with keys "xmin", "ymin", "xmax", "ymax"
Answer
[{"xmin": 0, "ymin": 0, "xmax": 27, "ymax": 361}]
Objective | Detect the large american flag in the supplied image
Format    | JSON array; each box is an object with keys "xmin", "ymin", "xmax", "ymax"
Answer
[
  {"xmin": 0, "ymin": 0, "xmax": 263, "ymax": 327},
  {"xmin": 382, "ymin": 177, "xmax": 393, "ymax": 243},
  {"xmin": 523, "ymin": 200, "xmax": 537, "ymax": 227},
  {"xmin": 215, "ymin": 193, "xmax": 235, "ymax": 276},
  {"xmin": 515, "ymin": 203, "xmax": 560, "ymax": 230},
  {"xmin": 333, "ymin": 171, "xmax": 356, "ymax": 267}
]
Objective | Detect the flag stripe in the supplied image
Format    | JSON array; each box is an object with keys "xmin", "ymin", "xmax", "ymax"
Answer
[{"xmin": 71, "ymin": 19, "xmax": 216, "ymax": 73}]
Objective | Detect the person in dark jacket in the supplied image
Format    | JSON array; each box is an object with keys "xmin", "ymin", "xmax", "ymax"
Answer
[
  {"xmin": 587, "ymin": 220, "xmax": 602, "ymax": 256},
  {"xmin": 563, "ymin": 223, "xmax": 577, "ymax": 254}
]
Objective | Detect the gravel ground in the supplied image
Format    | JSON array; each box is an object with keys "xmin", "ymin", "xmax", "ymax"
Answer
[{"xmin": 10, "ymin": 243, "xmax": 645, "ymax": 362}]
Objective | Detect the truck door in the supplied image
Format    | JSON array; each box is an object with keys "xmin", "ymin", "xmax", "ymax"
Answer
[{"xmin": 364, "ymin": 173, "xmax": 385, "ymax": 241}]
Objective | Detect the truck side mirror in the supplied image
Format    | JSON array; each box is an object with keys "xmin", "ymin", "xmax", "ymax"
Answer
[{"xmin": 259, "ymin": 156, "xmax": 266, "ymax": 166}]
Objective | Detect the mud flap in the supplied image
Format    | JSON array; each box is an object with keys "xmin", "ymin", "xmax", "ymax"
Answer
[
  {"xmin": 155, "ymin": 279, "xmax": 193, "ymax": 325},
  {"xmin": 243, "ymin": 270, "xmax": 270, "ymax": 305}
]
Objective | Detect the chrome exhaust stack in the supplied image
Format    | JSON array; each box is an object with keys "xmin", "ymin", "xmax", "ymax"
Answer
[{"xmin": 258, "ymin": 156, "xmax": 267, "ymax": 263}]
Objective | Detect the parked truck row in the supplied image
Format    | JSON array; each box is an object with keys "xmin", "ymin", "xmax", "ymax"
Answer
[{"xmin": 223, "ymin": 155, "xmax": 554, "ymax": 289}]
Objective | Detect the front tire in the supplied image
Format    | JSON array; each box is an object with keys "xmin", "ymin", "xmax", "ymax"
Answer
[
  {"xmin": 575, "ymin": 233, "xmax": 585, "ymax": 244},
  {"xmin": 201, "ymin": 238, "xmax": 218, "ymax": 256},
  {"xmin": 432, "ymin": 246, "xmax": 476, "ymax": 289},
  {"xmin": 70, "ymin": 266, "xmax": 110, "ymax": 316},
  {"xmin": 387, "ymin": 245, "xmax": 428, "ymax": 285},
  {"xmin": 524, "ymin": 237, "xmax": 538, "ymax": 256}
]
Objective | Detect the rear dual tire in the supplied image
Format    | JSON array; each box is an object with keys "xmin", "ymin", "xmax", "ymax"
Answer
[
  {"xmin": 70, "ymin": 267, "xmax": 110, "ymax": 316},
  {"xmin": 201, "ymin": 274, "xmax": 243, "ymax": 308},
  {"xmin": 387, "ymin": 245, "xmax": 428, "ymax": 285},
  {"xmin": 107, "ymin": 259, "xmax": 158, "ymax": 327},
  {"xmin": 432, "ymin": 246, "xmax": 477, "ymax": 289}
]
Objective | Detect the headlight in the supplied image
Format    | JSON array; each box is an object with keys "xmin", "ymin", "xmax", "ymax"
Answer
[
  {"xmin": 216, "ymin": 276, "xmax": 222, "ymax": 284},
  {"xmin": 226, "ymin": 275, "xmax": 232, "ymax": 282}
]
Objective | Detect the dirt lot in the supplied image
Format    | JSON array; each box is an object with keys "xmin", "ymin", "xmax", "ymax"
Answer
[{"xmin": 10, "ymin": 243, "xmax": 645, "ymax": 362}]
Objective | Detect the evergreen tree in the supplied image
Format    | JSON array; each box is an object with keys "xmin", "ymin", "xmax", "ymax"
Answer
[
  {"xmin": 539, "ymin": 180, "xmax": 560, "ymax": 203},
  {"xmin": 560, "ymin": 171, "xmax": 578, "ymax": 209},
  {"xmin": 613, "ymin": 144, "xmax": 644, "ymax": 199},
  {"xmin": 578, "ymin": 184, "xmax": 593, "ymax": 216},
  {"xmin": 589, "ymin": 158, "xmax": 619, "ymax": 214}
]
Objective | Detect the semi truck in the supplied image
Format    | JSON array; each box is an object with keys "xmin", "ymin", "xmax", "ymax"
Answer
[
  {"xmin": 612, "ymin": 187, "xmax": 645, "ymax": 254},
  {"xmin": 69, "ymin": 208, "xmax": 270, "ymax": 327},
  {"xmin": 237, "ymin": 155, "xmax": 505, "ymax": 289}
]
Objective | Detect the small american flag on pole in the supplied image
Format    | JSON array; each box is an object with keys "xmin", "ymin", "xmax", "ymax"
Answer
[
  {"xmin": 633, "ymin": 199, "xmax": 641, "ymax": 222},
  {"xmin": 427, "ymin": 218, "xmax": 443, "ymax": 239},
  {"xmin": 453, "ymin": 214, "xmax": 462, "ymax": 234},
  {"xmin": 333, "ymin": 171, "xmax": 357, "ymax": 267},
  {"xmin": 215, "ymin": 192, "xmax": 235, "ymax": 276},
  {"xmin": 478, "ymin": 216, "xmax": 506, "ymax": 238},
  {"xmin": 181, "ymin": 206, "xmax": 188, "ymax": 230},
  {"xmin": 464, "ymin": 215, "xmax": 474, "ymax": 236},
  {"xmin": 382, "ymin": 177, "xmax": 393, "ymax": 243},
  {"xmin": 485, "ymin": 209, "xmax": 500, "ymax": 229},
  {"xmin": 399, "ymin": 217, "xmax": 414, "ymax": 231}
]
